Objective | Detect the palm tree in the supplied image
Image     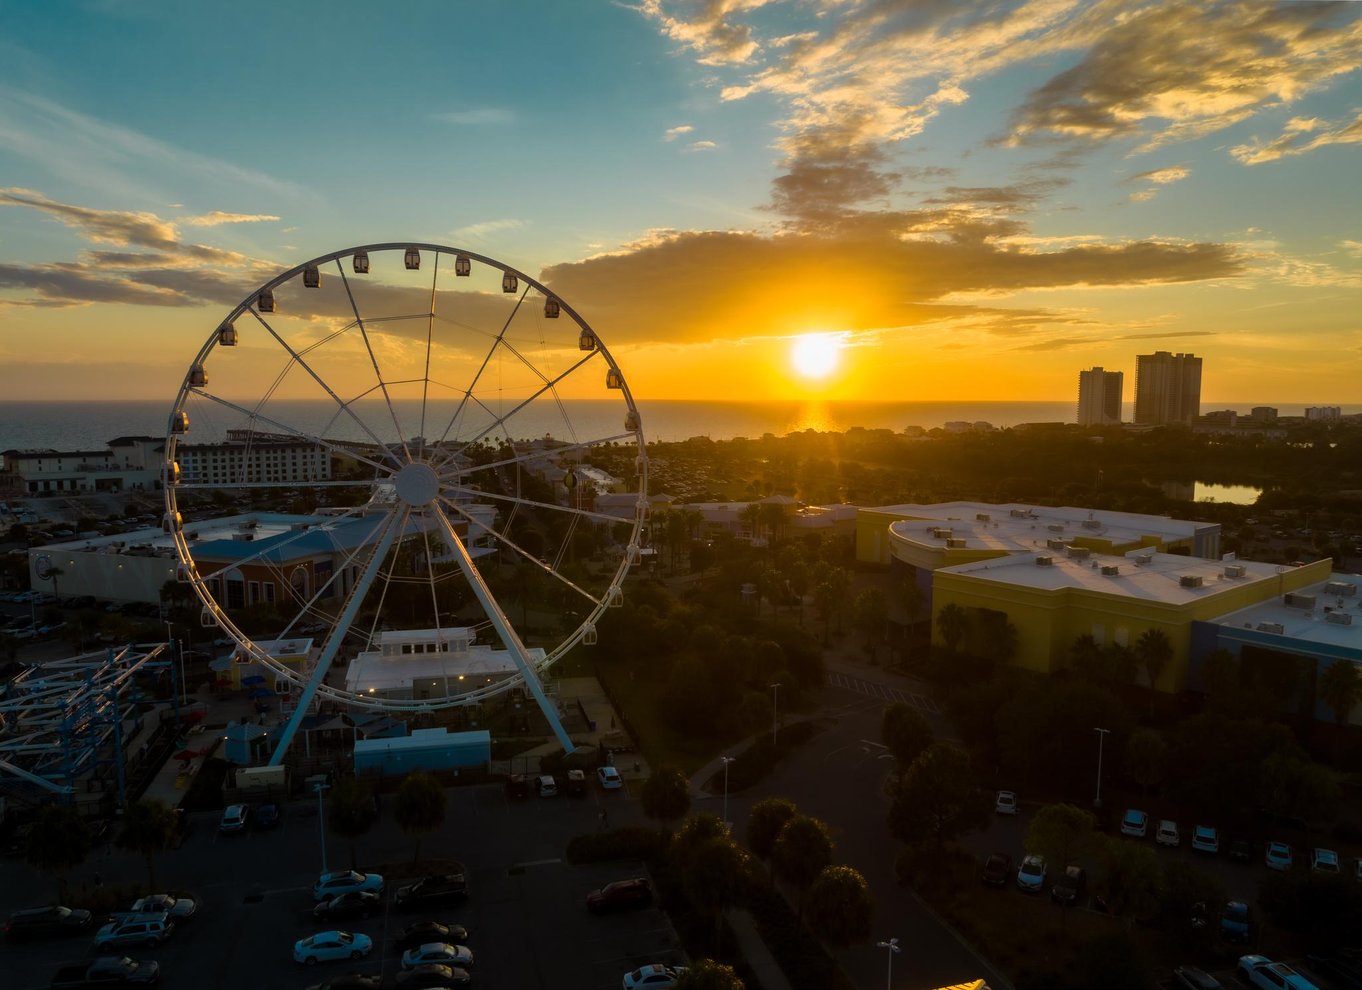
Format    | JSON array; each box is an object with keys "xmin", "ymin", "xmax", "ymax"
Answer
[
  {"xmin": 936, "ymin": 603, "xmax": 969, "ymax": 654},
  {"xmin": 1135, "ymin": 628, "xmax": 1174, "ymax": 716},
  {"xmin": 393, "ymin": 772, "xmax": 447, "ymax": 862},
  {"xmin": 46, "ymin": 565, "xmax": 65, "ymax": 603},
  {"xmin": 1319, "ymin": 660, "xmax": 1362, "ymax": 764},
  {"xmin": 116, "ymin": 798, "xmax": 178, "ymax": 890}
]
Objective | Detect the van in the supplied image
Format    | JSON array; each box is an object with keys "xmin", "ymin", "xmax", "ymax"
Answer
[{"xmin": 537, "ymin": 774, "xmax": 558, "ymax": 798}]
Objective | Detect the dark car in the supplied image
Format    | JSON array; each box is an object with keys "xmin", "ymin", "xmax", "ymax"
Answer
[
  {"xmin": 254, "ymin": 803, "xmax": 281, "ymax": 830},
  {"xmin": 1220, "ymin": 900, "xmax": 1251, "ymax": 942},
  {"xmin": 1051, "ymin": 864, "xmax": 1086, "ymax": 905},
  {"xmin": 1227, "ymin": 838, "xmax": 1253, "ymax": 863},
  {"xmin": 980, "ymin": 853, "xmax": 1012, "ymax": 888},
  {"xmin": 395, "ymin": 871, "xmax": 468, "ymax": 909},
  {"xmin": 504, "ymin": 774, "xmax": 530, "ymax": 799},
  {"xmin": 303, "ymin": 976, "xmax": 383, "ymax": 990},
  {"xmin": 314, "ymin": 891, "xmax": 381, "ymax": 921},
  {"xmin": 394, "ymin": 922, "xmax": 470, "ymax": 954},
  {"xmin": 5, "ymin": 905, "xmax": 94, "ymax": 940},
  {"xmin": 586, "ymin": 877, "xmax": 653, "ymax": 914},
  {"xmin": 394, "ymin": 965, "xmax": 472, "ymax": 989},
  {"xmin": 1172, "ymin": 965, "xmax": 1224, "ymax": 990}
]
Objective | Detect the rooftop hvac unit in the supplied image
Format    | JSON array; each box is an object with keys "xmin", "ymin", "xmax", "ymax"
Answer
[
  {"xmin": 1325, "ymin": 581, "xmax": 1357, "ymax": 597},
  {"xmin": 1326, "ymin": 612, "xmax": 1353, "ymax": 626},
  {"xmin": 1223, "ymin": 564, "xmax": 1246, "ymax": 578},
  {"xmin": 1179, "ymin": 575, "xmax": 1204, "ymax": 588},
  {"xmin": 1067, "ymin": 546, "xmax": 1091, "ymax": 559},
  {"xmin": 1285, "ymin": 593, "xmax": 1316, "ymax": 610},
  {"xmin": 1256, "ymin": 622, "xmax": 1285, "ymax": 634},
  {"xmin": 1101, "ymin": 565, "xmax": 1120, "ymax": 576},
  {"xmin": 1047, "ymin": 524, "xmax": 1065, "ymax": 533},
  {"xmin": 931, "ymin": 527, "xmax": 953, "ymax": 539},
  {"xmin": 976, "ymin": 513, "xmax": 991, "ymax": 522},
  {"xmin": 1134, "ymin": 552, "xmax": 1154, "ymax": 565},
  {"xmin": 1047, "ymin": 538, "xmax": 1067, "ymax": 550},
  {"xmin": 1082, "ymin": 518, "xmax": 1102, "ymax": 530},
  {"xmin": 1009, "ymin": 508, "xmax": 1032, "ymax": 518},
  {"xmin": 1035, "ymin": 556, "xmax": 1054, "ymax": 566},
  {"xmin": 234, "ymin": 531, "xmax": 254, "ymax": 542},
  {"xmin": 946, "ymin": 538, "xmax": 967, "ymax": 548}
]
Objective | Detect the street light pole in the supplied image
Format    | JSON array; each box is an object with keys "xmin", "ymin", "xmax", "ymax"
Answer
[
  {"xmin": 314, "ymin": 781, "xmax": 330, "ymax": 873},
  {"xmin": 1093, "ymin": 727, "xmax": 1110, "ymax": 808},
  {"xmin": 165, "ymin": 621, "xmax": 185, "ymax": 706},
  {"xmin": 876, "ymin": 937, "xmax": 900, "ymax": 990},
  {"xmin": 769, "ymin": 682, "xmax": 781, "ymax": 744},
  {"xmin": 720, "ymin": 756, "xmax": 735, "ymax": 828}
]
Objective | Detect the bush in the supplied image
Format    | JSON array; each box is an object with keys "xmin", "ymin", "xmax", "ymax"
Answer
[
  {"xmin": 565, "ymin": 827, "xmax": 669, "ymax": 864},
  {"xmin": 746, "ymin": 881, "xmax": 855, "ymax": 990},
  {"xmin": 704, "ymin": 720, "xmax": 826, "ymax": 793}
]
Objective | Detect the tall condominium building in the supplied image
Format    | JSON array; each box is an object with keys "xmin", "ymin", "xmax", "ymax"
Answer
[
  {"xmin": 1134, "ymin": 351, "xmax": 1202, "ymax": 425},
  {"xmin": 1305, "ymin": 406, "xmax": 1341, "ymax": 421},
  {"xmin": 1077, "ymin": 367, "xmax": 1124, "ymax": 425}
]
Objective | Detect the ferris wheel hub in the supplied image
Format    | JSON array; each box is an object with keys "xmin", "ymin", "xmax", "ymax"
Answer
[{"xmin": 395, "ymin": 461, "xmax": 440, "ymax": 507}]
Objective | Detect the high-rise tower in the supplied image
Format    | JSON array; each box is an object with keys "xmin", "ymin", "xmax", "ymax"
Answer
[
  {"xmin": 1077, "ymin": 367, "xmax": 1124, "ymax": 425},
  {"xmin": 1134, "ymin": 351, "xmax": 1202, "ymax": 425}
]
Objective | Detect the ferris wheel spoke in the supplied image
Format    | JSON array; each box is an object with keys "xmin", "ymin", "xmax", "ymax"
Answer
[
  {"xmin": 190, "ymin": 390, "xmax": 397, "ymax": 477},
  {"xmin": 248, "ymin": 309, "xmax": 404, "ymax": 468},
  {"xmin": 335, "ymin": 258, "xmax": 413, "ymax": 465},
  {"xmin": 438, "ymin": 481, "xmax": 630, "ymax": 527},
  {"xmin": 419, "ymin": 253, "xmax": 440, "ymax": 462}
]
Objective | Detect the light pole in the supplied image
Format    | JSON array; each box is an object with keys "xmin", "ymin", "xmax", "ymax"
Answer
[
  {"xmin": 1093, "ymin": 727, "xmax": 1110, "ymax": 808},
  {"xmin": 165, "ymin": 621, "xmax": 185, "ymax": 705},
  {"xmin": 769, "ymin": 682, "xmax": 781, "ymax": 744},
  {"xmin": 720, "ymin": 756, "xmax": 735, "ymax": 828},
  {"xmin": 314, "ymin": 780, "xmax": 330, "ymax": 873},
  {"xmin": 876, "ymin": 937, "xmax": 900, "ymax": 990}
]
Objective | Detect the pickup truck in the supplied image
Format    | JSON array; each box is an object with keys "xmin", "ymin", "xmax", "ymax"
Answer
[{"xmin": 50, "ymin": 956, "xmax": 161, "ymax": 988}]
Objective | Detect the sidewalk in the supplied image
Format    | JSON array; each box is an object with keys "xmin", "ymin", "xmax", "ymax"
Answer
[{"xmin": 726, "ymin": 908, "xmax": 794, "ymax": 990}]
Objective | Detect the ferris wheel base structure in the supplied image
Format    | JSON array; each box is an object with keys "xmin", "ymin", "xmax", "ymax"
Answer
[{"xmin": 162, "ymin": 242, "xmax": 647, "ymax": 767}]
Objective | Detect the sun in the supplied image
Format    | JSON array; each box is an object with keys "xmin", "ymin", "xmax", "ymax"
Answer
[{"xmin": 790, "ymin": 333, "xmax": 842, "ymax": 380}]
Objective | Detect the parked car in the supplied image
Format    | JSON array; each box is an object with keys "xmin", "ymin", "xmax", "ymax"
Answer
[
  {"xmin": 1191, "ymin": 825, "xmax": 1220, "ymax": 854},
  {"xmin": 218, "ymin": 804, "xmax": 249, "ymax": 833},
  {"xmin": 1173, "ymin": 966, "xmax": 1225, "ymax": 990},
  {"xmin": 394, "ymin": 871, "xmax": 467, "ymax": 909},
  {"xmin": 1120, "ymin": 809, "xmax": 1148, "ymax": 838},
  {"xmin": 622, "ymin": 964, "xmax": 687, "ymax": 990},
  {"xmin": 400, "ymin": 943, "xmax": 475, "ymax": 971},
  {"xmin": 1228, "ymin": 838, "xmax": 1254, "ymax": 863},
  {"xmin": 93, "ymin": 913, "xmax": 174, "ymax": 951},
  {"xmin": 303, "ymin": 975, "xmax": 383, "ymax": 990},
  {"xmin": 536, "ymin": 775, "xmax": 558, "ymax": 798},
  {"xmin": 1311, "ymin": 848, "xmax": 1340, "ymax": 874},
  {"xmin": 566, "ymin": 769, "xmax": 587, "ymax": 796},
  {"xmin": 313, "ymin": 871, "xmax": 385, "ymax": 902},
  {"xmin": 293, "ymin": 931, "xmax": 374, "ymax": 966},
  {"xmin": 995, "ymin": 790, "xmax": 1018, "ymax": 815},
  {"xmin": 49, "ymin": 956, "xmax": 160, "ymax": 989},
  {"xmin": 254, "ymin": 803, "xmax": 281, "ymax": 830},
  {"xmin": 504, "ymin": 774, "xmax": 530, "ymax": 798},
  {"xmin": 1237, "ymin": 954, "xmax": 1319, "ymax": 990},
  {"xmin": 394, "ymin": 964, "xmax": 472, "ymax": 989},
  {"xmin": 393, "ymin": 922, "xmax": 469, "ymax": 954},
  {"xmin": 1016, "ymin": 854, "xmax": 1047, "ymax": 893},
  {"xmin": 980, "ymin": 853, "xmax": 1012, "ymax": 888},
  {"xmin": 1051, "ymin": 864, "xmax": 1086, "ymax": 905},
  {"xmin": 1156, "ymin": 820, "xmax": 1181, "ymax": 847},
  {"xmin": 4, "ymin": 905, "xmax": 93, "ymax": 940},
  {"xmin": 587, "ymin": 877, "xmax": 653, "ymax": 914},
  {"xmin": 1220, "ymin": 900, "xmax": 1252, "ymax": 943},
  {"xmin": 129, "ymin": 894, "xmax": 197, "ymax": 921},
  {"xmin": 1265, "ymin": 841, "xmax": 1293, "ymax": 871},
  {"xmin": 314, "ymin": 892, "xmax": 381, "ymax": 921},
  {"xmin": 597, "ymin": 766, "xmax": 623, "ymax": 790}
]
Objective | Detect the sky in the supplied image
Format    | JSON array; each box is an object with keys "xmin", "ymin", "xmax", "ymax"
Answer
[{"xmin": 1, "ymin": 0, "xmax": 1361, "ymax": 406}]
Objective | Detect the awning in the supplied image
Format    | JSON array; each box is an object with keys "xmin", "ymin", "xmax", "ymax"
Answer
[{"xmin": 240, "ymin": 675, "xmax": 267, "ymax": 686}]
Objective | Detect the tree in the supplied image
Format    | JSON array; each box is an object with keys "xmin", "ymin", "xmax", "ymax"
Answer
[
  {"xmin": 1319, "ymin": 660, "xmax": 1362, "ymax": 763},
  {"xmin": 684, "ymin": 837, "xmax": 751, "ymax": 949},
  {"xmin": 936, "ymin": 603, "xmax": 968, "ymax": 653},
  {"xmin": 1124, "ymin": 728, "xmax": 1168, "ymax": 797},
  {"xmin": 1136, "ymin": 628, "xmax": 1174, "ymax": 715},
  {"xmin": 26, "ymin": 804, "xmax": 91, "ymax": 900},
  {"xmin": 746, "ymin": 797, "xmax": 797, "ymax": 864},
  {"xmin": 1098, "ymin": 836, "xmax": 1162, "ymax": 923},
  {"xmin": 116, "ymin": 798, "xmax": 178, "ymax": 890},
  {"xmin": 674, "ymin": 959, "xmax": 746, "ymax": 990},
  {"xmin": 852, "ymin": 587, "xmax": 888, "ymax": 658},
  {"xmin": 393, "ymin": 772, "xmax": 446, "ymax": 863},
  {"xmin": 805, "ymin": 865, "xmax": 873, "ymax": 949},
  {"xmin": 771, "ymin": 815, "xmax": 834, "ymax": 914},
  {"xmin": 880, "ymin": 702, "xmax": 933, "ymax": 769},
  {"xmin": 887, "ymin": 743, "xmax": 990, "ymax": 851},
  {"xmin": 640, "ymin": 767, "xmax": 691, "ymax": 825},
  {"xmin": 328, "ymin": 778, "xmax": 378, "ymax": 868},
  {"xmin": 1158, "ymin": 860, "xmax": 1225, "ymax": 947},
  {"xmin": 1025, "ymin": 803, "xmax": 1096, "ymax": 871}
]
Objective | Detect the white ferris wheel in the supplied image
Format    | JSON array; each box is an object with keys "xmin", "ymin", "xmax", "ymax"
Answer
[{"xmin": 162, "ymin": 243, "xmax": 648, "ymax": 758}]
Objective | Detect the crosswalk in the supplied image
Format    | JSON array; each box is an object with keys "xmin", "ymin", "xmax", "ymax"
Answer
[{"xmin": 826, "ymin": 670, "xmax": 942, "ymax": 715}]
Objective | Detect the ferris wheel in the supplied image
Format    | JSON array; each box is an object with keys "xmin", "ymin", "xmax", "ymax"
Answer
[{"xmin": 162, "ymin": 243, "xmax": 648, "ymax": 756}]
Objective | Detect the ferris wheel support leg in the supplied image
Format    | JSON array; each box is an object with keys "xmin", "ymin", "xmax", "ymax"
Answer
[
  {"xmin": 433, "ymin": 512, "xmax": 575, "ymax": 754},
  {"xmin": 268, "ymin": 514, "xmax": 401, "ymax": 766}
]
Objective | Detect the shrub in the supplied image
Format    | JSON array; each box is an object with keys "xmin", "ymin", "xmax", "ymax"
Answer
[{"xmin": 705, "ymin": 720, "xmax": 825, "ymax": 793}]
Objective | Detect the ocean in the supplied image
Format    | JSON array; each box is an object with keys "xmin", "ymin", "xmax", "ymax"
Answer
[{"xmin": 1, "ymin": 399, "xmax": 1357, "ymax": 450}]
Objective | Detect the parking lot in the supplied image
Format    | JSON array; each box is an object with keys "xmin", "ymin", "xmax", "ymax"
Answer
[{"xmin": 1, "ymin": 783, "xmax": 684, "ymax": 990}]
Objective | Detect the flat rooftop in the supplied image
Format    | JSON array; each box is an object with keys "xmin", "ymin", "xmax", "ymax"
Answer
[{"xmin": 1209, "ymin": 574, "xmax": 1362, "ymax": 650}]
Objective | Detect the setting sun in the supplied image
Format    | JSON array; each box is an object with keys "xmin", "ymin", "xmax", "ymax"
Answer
[{"xmin": 790, "ymin": 333, "xmax": 842, "ymax": 380}]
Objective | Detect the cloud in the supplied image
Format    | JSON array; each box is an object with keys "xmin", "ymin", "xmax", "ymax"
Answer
[
  {"xmin": 1342, "ymin": 240, "xmax": 1362, "ymax": 259},
  {"xmin": 430, "ymin": 108, "xmax": 516, "ymax": 126},
  {"xmin": 451, "ymin": 218, "xmax": 526, "ymax": 240},
  {"xmin": 1115, "ymin": 330, "xmax": 1218, "ymax": 341},
  {"xmin": 183, "ymin": 211, "xmax": 282, "ymax": 227},
  {"xmin": 664, "ymin": 124, "xmax": 695, "ymax": 141},
  {"xmin": 1132, "ymin": 166, "xmax": 1190, "ymax": 186},
  {"xmin": 638, "ymin": 0, "xmax": 772, "ymax": 65},
  {"xmin": 1230, "ymin": 110, "xmax": 1362, "ymax": 165},
  {"xmin": 686, "ymin": 139, "xmax": 718, "ymax": 151}
]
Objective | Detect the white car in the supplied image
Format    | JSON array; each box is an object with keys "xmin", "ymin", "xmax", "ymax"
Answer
[
  {"xmin": 293, "ymin": 930, "xmax": 373, "ymax": 966},
  {"xmin": 401, "ymin": 942, "xmax": 475, "ymax": 970},
  {"xmin": 995, "ymin": 790, "xmax": 1018, "ymax": 815},
  {"xmin": 312, "ymin": 870, "xmax": 385, "ymax": 902},
  {"xmin": 1237, "ymin": 954, "xmax": 1319, "ymax": 990},
  {"xmin": 597, "ymin": 766, "xmax": 623, "ymax": 790},
  {"xmin": 218, "ymin": 804, "xmax": 249, "ymax": 833},
  {"xmin": 1265, "ymin": 841, "xmax": 1293, "ymax": 872},
  {"xmin": 1155, "ymin": 820, "xmax": 1180, "ymax": 847},
  {"xmin": 1312, "ymin": 848, "xmax": 1340, "ymax": 874},
  {"xmin": 130, "ymin": 893, "xmax": 197, "ymax": 920},
  {"xmin": 623, "ymin": 964, "xmax": 688, "ymax": 990},
  {"xmin": 1016, "ymin": 854, "xmax": 1047, "ymax": 893},
  {"xmin": 1190, "ymin": 825, "xmax": 1219, "ymax": 854},
  {"xmin": 1119, "ymin": 809, "xmax": 1148, "ymax": 838},
  {"xmin": 536, "ymin": 774, "xmax": 558, "ymax": 797}
]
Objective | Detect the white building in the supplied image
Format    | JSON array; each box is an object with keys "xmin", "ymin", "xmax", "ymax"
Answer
[{"xmin": 344, "ymin": 627, "xmax": 541, "ymax": 702}]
